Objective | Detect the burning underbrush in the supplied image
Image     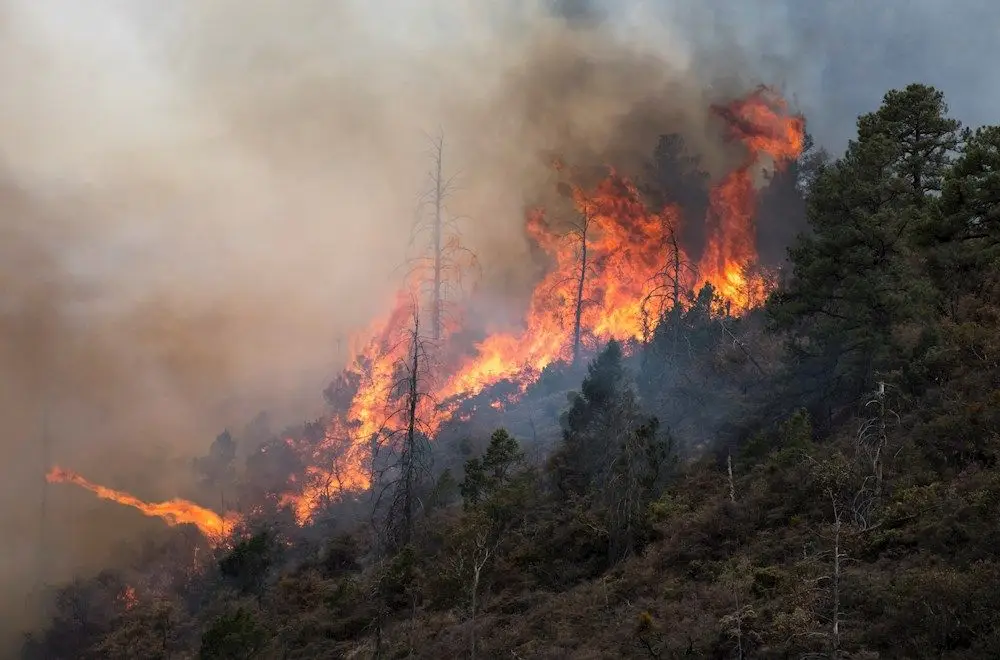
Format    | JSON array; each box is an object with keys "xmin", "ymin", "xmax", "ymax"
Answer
[{"xmin": 46, "ymin": 86, "xmax": 804, "ymax": 544}]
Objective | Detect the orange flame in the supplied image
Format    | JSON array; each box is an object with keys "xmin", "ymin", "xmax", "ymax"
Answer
[
  {"xmin": 700, "ymin": 87, "xmax": 804, "ymax": 310},
  {"xmin": 46, "ymin": 466, "xmax": 237, "ymax": 544},
  {"xmin": 277, "ymin": 87, "xmax": 804, "ymax": 524},
  {"xmin": 433, "ymin": 174, "xmax": 678, "ymax": 403},
  {"xmin": 280, "ymin": 291, "xmax": 419, "ymax": 523}
]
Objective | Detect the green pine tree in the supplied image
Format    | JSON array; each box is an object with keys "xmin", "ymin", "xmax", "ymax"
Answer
[
  {"xmin": 769, "ymin": 85, "xmax": 958, "ymax": 407},
  {"xmin": 926, "ymin": 125, "xmax": 1000, "ymax": 305}
]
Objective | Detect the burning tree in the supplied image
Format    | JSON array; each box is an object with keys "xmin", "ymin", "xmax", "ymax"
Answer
[
  {"xmin": 640, "ymin": 208, "xmax": 697, "ymax": 340},
  {"xmin": 568, "ymin": 199, "xmax": 593, "ymax": 365},
  {"xmin": 549, "ymin": 179, "xmax": 599, "ymax": 366},
  {"xmin": 640, "ymin": 131, "xmax": 709, "ymax": 325},
  {"xmin": 360, "ymin": 308, "xmax": 439, "ymax": 658},
  {"xmin": 370, "ymin": 310, "xmax": 436, "ymax": 553}
]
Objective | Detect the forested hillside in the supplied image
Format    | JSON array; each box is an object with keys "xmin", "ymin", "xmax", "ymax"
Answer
[{"xmin": 24, "ymin": 83, "xmax": 1000, "ymax": 659}]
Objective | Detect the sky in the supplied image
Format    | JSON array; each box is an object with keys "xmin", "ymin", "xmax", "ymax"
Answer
[
  {"xmin": 758, "ymin": 0, "xmax": 998, "ymax": 143},
  {"xmin": 630, "ymin": 0, "xmax": 999, "ymax": 146}
]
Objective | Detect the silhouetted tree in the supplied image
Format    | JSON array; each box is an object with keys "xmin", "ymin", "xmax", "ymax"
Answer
[
  {"xmin": 219, "ymin": 530, "xmax": 277, "ymax": 602},
  {"xmin": 460, "ymin": 428, "xmax": 524, "ymax": 509},
  {"xmin": 858, "ymin": 83, "xmax": 962, "ymax": 205},
  {"xmin": 194, "ymin": 430, "xmax": 236, "ymax": 495},
  {"xmin": 640, "ymin": 132, "xmax": 710, "ymax": 258},
  {"xmin": 199, "ymin": 607, "xmax": 267, "ymax": 660}
]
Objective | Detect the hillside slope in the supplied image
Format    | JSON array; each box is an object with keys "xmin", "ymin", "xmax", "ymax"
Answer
[{"xmin": 22, "ymin": 82, "xmax": 1000, "ymax": 660}]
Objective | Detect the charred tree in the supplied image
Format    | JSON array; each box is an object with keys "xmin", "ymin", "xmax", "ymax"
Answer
[
  {"xmin": 550, "ymin": 179, "xmax": 600, "ymax": 366},
  {"xmin": 571, "ymin": 207, "xmax": 592, "ymax": 365},
  {"xmin": 405, "ymin": 131, "xmax": 480, "ymax": 342},
  {"xmin": 668, "ymin": 221, "xmax": 682, "ymax": 312},
  {"xmin": 431, "ymin": 137, "xmax": 443, "ymax": 341},
  {"xmin": 370, "ymin": 310, "xmax": 435, "ymax": 554},
  {"xmin": 641, "ymin": 212, "xmax": 696, "ymax": 338},
  {"xmin": 400, "ymin": 315, "xmax": 421, "ymax": 545},
  {"xmin": 365, "ymin": 310, "xmax": 434, "ymax": 656}
]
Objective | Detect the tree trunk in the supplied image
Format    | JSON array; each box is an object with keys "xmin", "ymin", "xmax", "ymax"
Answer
[
  {"xmin": 670, "ymin": 227, "xmax": 681, "ymax": 312},
  {"xmin": 832, "ymin": 516, "xmax": 841, "ymax": 656},
  {"xmin": 432, "ymin": 141, "xmax": 443, "ymax": 341},
  {"xmin": 403, "ymin": 316, "xmax": 420, "ymax": 547},
  {"xmin": 572, "ymin": 214, "xmax": 589, "ymax": 365},
  {"xmin": 912, "ymin": 125, "xmax": 923, "ymax": 204},
  {"xmin": 470, "ymin": 566, "xmax": 480, "ymax": 660},
  {"xmin": 374, "ymin": 604, "xmax": 384, "ymax": 660},
  {"xmin": 727, "ymin": 451, "xmax": 736, "ymax": 503}
]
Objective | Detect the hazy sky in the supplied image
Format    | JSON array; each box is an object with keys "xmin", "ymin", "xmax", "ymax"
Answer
[
  {"xmin": 753, "ymin": 0, "xmax": 998, "ymax": 143},
  {"xmin": 624, "ymin": 0, "xmax": 998, "ymax": 146},
  {"xmin": 367, "ymin": 0, "xmax": 1000, "ymax": 146}
]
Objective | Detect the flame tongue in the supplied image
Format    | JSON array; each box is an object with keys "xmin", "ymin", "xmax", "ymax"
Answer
[
  {"xmin": 700, "ymin": 87, "xmax": 805, "ymax": 310},
  {"xmin": 46, "ymin": 466, "xmax": 233, "ymax": 543}
]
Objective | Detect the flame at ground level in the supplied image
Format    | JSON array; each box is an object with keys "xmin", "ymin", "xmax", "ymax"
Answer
[{"xmin": 46, "ymin": 466, "xmax": 237, "ymax": 544}]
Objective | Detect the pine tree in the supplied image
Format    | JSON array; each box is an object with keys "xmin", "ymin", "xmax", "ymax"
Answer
[
  {"xmin": 769, "ymin": 86, "xmax": 958, "ymax": 407},
  {"xmin": 927, "ymin": 125, "xmax": 1000, "ymax": 304},
  {"xmin": 640, "ymin": 132, "xmax": 709, "ymax": 256},
  {"xmin": 460, "ymin": 428, "xmax": 524, "ymax": 510},
  {"xmin": 194, "ymin": 430, "xmax": 236, "ymax": 491},
  {"xmin": 858, "ymin": 84, "xmax": 961, "ymax": 205},
  {"xmin": 549, "ymin": 340, "xmax": 669, "ymax": 561}
]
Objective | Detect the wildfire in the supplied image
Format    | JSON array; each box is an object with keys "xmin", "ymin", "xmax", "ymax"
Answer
[
  {"xmin": 275, "ymin": 86, "xmax": 803, "ymax": 524},
  {"xmin": 51, "ymin": 87, "xmax": 804, "ymax": 532},
  {"xmin": 700, "ymin": 87, "xmax": 804, "ymax": 308},
  {"xmin": 430, "ymin": 89, "xmax": 803, "ymax": 404},
  {"xmin": 279, "ymin": 290, "xmax": 421, "ymax": 523},
  {"xmin": 433, "ymin": 175, "xmax": 677, "ymax": 403},
  {"xmin": 46, "ymin": 466, "xmax": 237, "ymax": 544}
]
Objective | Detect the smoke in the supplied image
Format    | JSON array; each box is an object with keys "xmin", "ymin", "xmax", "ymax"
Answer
[
  {"xmin": 0, "ymin": 1, "xmax": 773, "ymax": 641},
  {"xmin": 5, "ymin": 0, "xmax": 992, "ymax": 646}
]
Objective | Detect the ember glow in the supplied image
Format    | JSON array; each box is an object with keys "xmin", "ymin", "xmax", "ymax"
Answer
[
  {"xmin": 117, "ymin": 585, "xmax": 138, "ymax": 612},
  {"xmin": 46, "ymin": 467, "xmax": 237, "ymax": 544},
  {"xmin": 48, "ymin": 87, "xmax": 804, "ymax": 534}
]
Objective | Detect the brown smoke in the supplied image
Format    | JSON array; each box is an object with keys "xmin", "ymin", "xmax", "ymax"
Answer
[{"xmin": 0, "ymin": 0, "xmax": 792, "ymax": 644}]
